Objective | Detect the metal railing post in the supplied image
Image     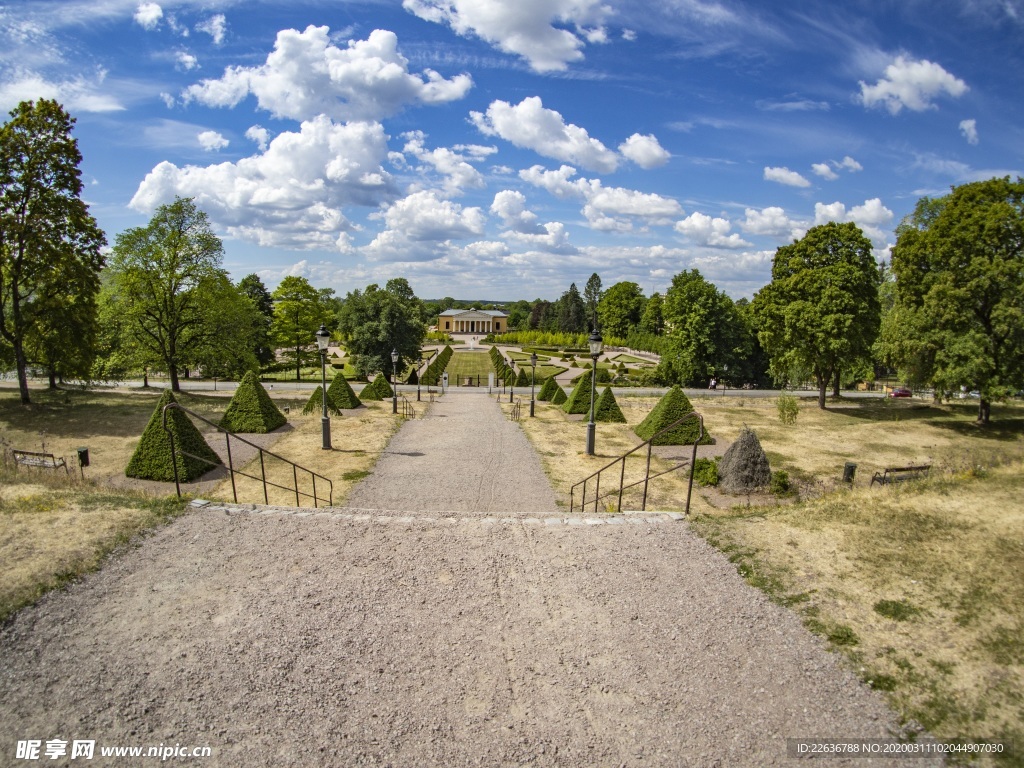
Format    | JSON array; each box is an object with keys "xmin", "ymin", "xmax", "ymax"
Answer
[
  {"xmin": 259, "ymin": 450, "xmax": 268, "ymax": 505},
  {"xmin": 641, "ymin": 441, "xmax": 653, "ymax": 510}
]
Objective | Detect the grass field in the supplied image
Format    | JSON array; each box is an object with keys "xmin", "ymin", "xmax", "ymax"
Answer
[
  {"xmin": 519, "ymin": 394, "xmax": 1024, "ymax": 765},
  {"xmin": 445, "ymin": 350, "xmax": 495, "ymax": 385}
]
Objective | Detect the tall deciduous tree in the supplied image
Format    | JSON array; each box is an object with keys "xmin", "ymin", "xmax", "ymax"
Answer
[
  {"xmin": 0, "ymin": 99, "xmax": 106, "ymax": 404},
  {"xmin": 658, "ymin": 269, "xmax": 750, "ymax": 386},
  {"xmin": 107, "ymin": 197, "xmax": 256, "ymax": 391},
  {"xmin": 238, "ymin": 273, "xmax": 275, "ymax": 366},
  {"xmin": 639, "ymin": 292, "xmax": 664, "ymax": 335},
  {"xmin": 888, "ymin": 177, "xmax": 1024, "ymax": 423},
  {"xmin": 270, "ymin": 275, "xmax": 333, "ymax": 380},
  {"xmin": 597, "ymin": 281, "xmax": 645, "ymax": 339},
  {"xmin": 583, "ymin": 272, "xmax": 603, "ymax": 320},
  {"xmin": 753, "ymin": 222, "xmax": 881, "ymax": 408},
  {"xmin": 337, "ymin": 279, "xmax": 426, "ymax": 380}
]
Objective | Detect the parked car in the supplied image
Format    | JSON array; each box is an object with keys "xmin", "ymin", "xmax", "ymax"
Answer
[{"xmin": 888, "ymin": 387, "xmax": 912, "ymax": 398}]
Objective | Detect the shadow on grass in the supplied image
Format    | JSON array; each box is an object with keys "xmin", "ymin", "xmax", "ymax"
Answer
[{"xmin": 829, "ymin": 398, "xmax": 1024, "ymax": 441}]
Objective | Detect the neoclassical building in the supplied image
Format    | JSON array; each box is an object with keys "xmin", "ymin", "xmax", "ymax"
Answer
[{"xmin": 438, "ymin": 308, "xmax": 508, "ymax": 335}]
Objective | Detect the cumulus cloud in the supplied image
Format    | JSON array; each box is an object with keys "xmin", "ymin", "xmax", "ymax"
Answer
[
  {"xmin": 134, "ymin": 2, "xmax": 163, "ymax": 30},
  {"xmin": 674, "ymin": 212, "xmax": 751, "ymax": 248},
  {"xmin": 196, "ymin": 14, "xmax": 227, "ymax": 44},
  {"xmin": 960, "ymin": 118, "xmax": 979, "ymax": 145},
  {"xmin": 619, "ymin": 133, "xmax": 670, "ymax": 169},
  {"xmin": 183, "ymin": 26, "xmax": 472, "ymax": 122},
  {"xmin": 175, "ymin": 51, "xmax": 199, "ymax": 71},
  {"xmin": 131, "ymin": 116, "xmax": 396, "ymax": 251},
  {"xmin": 812, "ymin": 162, "xmax": 838, "ymax": 180},
  {"xmin": 363, "ymin": 190, "xmax": 486, "ymax": 261},
  {"xmin": 490, "ymin": 190, "xmax": 543, "ymax": 234},
  {"xmin": 197, "ymin": 130, "xmax": 228, "ymax": 151},
  {"xmin": 402, "ymin": 0, "xmax": 611, "ymax": 72},
  {"xmin": 399, "ymin": 132, "xmax": 492, "ymax": 195},
  {"xmin": 858, "ymin": 55, "xmax": 968, "ymax": 114},
  {"xmin": 471, "ymin": 96, "xmax": 619, "ymax": 174},
  {"xmin": 840, "ymin": 156, "xmax": 863, "ymax": 172},
  {"xmin": 739, "ymin": 206, "xmax": 797, "ymax": 238},
  {"xmin": 245, "ymin": 125, "xmax": 270, "ymax": 150},
  {"xmin": 814, "ymin": 197, "xmax": 894, "ymax": 246},
  {"xmin": 764, "ymin": 166, "xmax": 811, "ymax": 187}
]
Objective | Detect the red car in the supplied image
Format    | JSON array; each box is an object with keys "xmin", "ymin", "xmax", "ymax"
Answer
[{"xmin": 888, "ymin": 387, "xmax": 912, "ymax": 398}]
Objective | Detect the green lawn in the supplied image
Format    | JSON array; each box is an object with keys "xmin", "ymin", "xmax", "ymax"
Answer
[{"xmin": 446, "ymin": 351, "xmax": 495, "ymax": 385}]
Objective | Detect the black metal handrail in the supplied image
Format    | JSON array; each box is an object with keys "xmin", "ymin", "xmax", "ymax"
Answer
[
  {"xmin": 569, "ymin": 411, "xmax": 703, "ymax": 515},
  {"xmin": 510, "ymin": 397, "xmax": 522, "ymax": 422},
  {"xmin": 161, "ymin": 403, "xmax": 333, "ymax": 508},
  {"xmin": 400, "ymin": 395, "xmax": 417, "ymax": 419}
]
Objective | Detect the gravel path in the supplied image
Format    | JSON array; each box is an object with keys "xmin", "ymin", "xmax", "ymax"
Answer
[{"xmin": 0, "ymin": 394, "xmax": 939, "ymax": 767}]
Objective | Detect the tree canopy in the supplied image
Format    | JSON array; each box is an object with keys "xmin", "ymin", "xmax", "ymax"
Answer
[
  {"xmin": 753, "ymin": 222, "xmax": 881, "ymax": 408},
  {"xmin": 270, "ymin": 275, "xmax": 334, "ymax": 380},
  {"xmin": 597, "ymin": 281, "xmax": 645, "ymax": 339},
  {"xmin": 886, "ymin": 177, "xmax": 1024, "ymax": 422},
  {"xmin": 0, "ymin": 99, "xmax": 106, "ymax": 403},
  {"xmin": 337, "ymin": 278, "xmax": 426, "ymax": 380}
]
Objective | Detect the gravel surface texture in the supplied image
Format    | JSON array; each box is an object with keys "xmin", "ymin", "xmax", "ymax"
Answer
[{"xmin": 0, "ymin": 394, "xmax": 938, "ymax": 767}]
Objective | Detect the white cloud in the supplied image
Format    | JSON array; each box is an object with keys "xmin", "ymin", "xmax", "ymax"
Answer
[
  {"xmin": 764, "ymin": 166, "xmax": 811, "ymax": 187},
  {"xmin": 739, "ymin": 206, "xmax": 798, "ymax": 238},
  {"xmin": 159, "ymin": 92, "xmax": 176, "ymax": 108},
  {"xmin": 674, "ymin": 212, "xmax": 751, "ymax": 248},
  {"xmin": 402, "ymin": 0, "xmax": 611, "ymax": 72},
  {"xmin": 0, "ymin": 69, "xmax": 123, "ymax": 113},
  {"xmin": 858, "ymin": 55, "xmax": 968, "ymax": 115},
  {"xmin": 363, "ymin": 191, "xmax": 486, "ymax": 261},
  {"xmin": 813, "ymin": 197, "xmax": 894, "ymax": 246},
  {"xmin": 619, "ymin": 133, "xmax": 670, "ymax": 169},
  {"xmin": 131, "ymin": 116, "xmax": 396, "ymax": 251},
  {"xmin": 196, "ymin": 14, "xmax": 227, "ymax": 45},
  {"xmin": 959, "ymin": 118, "xmax": 979, "ymax": 145},
  {"xmin": 812, "ymin": 162, "xmax": 838, "ymax": 180},
  {"xmin": 840, "ymin": 156, "xmax": 863, "ymax": 172},
  {"xmin": 471, "ymin": 97, "xmax": 620, "ymax": 174},
  {"xmin": 175, "ymin": 51, "xmax": 199, "ymax": 71},
  {"xmin": 245, "ymin": 125, "xmax": 270, "ymax": 150},
  {"xmin": 134, "ymin": 2, "xmax": 163, "ymax": 30},
  {"xmin": 197, "ymin": 130, "xmax": 228, "ymax": 151},
  {"xmin": 490, "ymin": 190, "xmax": 543, "ymax": 234},
  {"xmin": 183, "ymin": 26, "xmax": 473, "ymax": 122},
  {"xmin": 400, "ymin": 132, "xmax": 490, "ymax": 195}
]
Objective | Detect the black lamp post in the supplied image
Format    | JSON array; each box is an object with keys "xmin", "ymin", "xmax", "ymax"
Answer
[
  {"xmin": 585, "ymin": 325, "xmax": 603, "ymax": 456},
  {"xmin": 529, "ymin": 352, "xmax": 537, "ymax": 417},
  {"xmin": 391, "ymin": 348, "xmax": 399, "ymax": 414},
  {"xmin": 416, "ymin": 353, "xmax": 421, "ymax": 402},
  {"xmin": 722, "ymin": 363, "xmax": 728, "ymax": 398},
  {"xmin": 509, "ymin": 362, "xmax": 514, "ymax": 403},
  {"xmin": 315, "ymin": 324, "xmax": 331, "ymax": 450}
]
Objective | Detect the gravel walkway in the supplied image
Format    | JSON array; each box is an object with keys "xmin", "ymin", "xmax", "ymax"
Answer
[{"xmin": 0, "ymin": 394, "xmax": 939, "ymax": 767}]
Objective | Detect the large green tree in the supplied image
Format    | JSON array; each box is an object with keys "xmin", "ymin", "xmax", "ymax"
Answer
[
  {"xmin": 557, "ymin": 282, "xmax": 587, "ymax": 333},
  {"xmin": 107, "ymin": 197, "xmax": 257, "ymax": 391},
  {"xmin": 887, "ymin": 177, "xmax": 1024, "ymax": 423},
  {"xmin": 270, "ymin": 275, "xmax": 334, "ymax": 380},
  {"xmin": 597, "ymin": 281, "xmax": 646, "ymax": 339},
  {"xmin": 238, "ymin": 273, "xmax": 275, "ymax": 366},
  {"xmin": 753, "ymin": 222, "xmax": 881, "ymax": 408},
  {"xmin": 583, "ymin": 272, "xmax": 603, "ymax": 319},
  {"xmin": 658, "ymin": 269, "xmax": 750, "ymax": 386},
  {"xmin": 0, "ymin": 99, "xmax": 106, "ymax": 404},
  {"xmin": 337, "ymin": 278, "xmax": 426, "ymax": 380},
  {"xmin": 639, "ymin": 292, "xmax": 663, "ymax": 335}
]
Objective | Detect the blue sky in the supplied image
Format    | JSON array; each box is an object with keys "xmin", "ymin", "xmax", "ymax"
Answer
[{"xmin": 3, "ymin": 0, "xmax": 1022, "ymax": 301}]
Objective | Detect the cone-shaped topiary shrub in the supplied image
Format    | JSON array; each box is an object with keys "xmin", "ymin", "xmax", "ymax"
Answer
[
  {"xmin": 302, "ymin": 385, "xmax": 342, "ymax": 416},
  {"xmin": 126, "ymin": 389, "xmax": 222, "ymax": 482},
  {"xmin": 594, "ymin": 386, "xmax": 626, "ymax": 423},
  {"xmin": 372, "ymin": 375, "xmax": 394, "ymax": 398},
  {"xmin": 219, "ymin": 371, "xmax": 287, "ymax": 433},
  {"xmin": 327, "ymin": 371, "xmax": 361, "ymax": 409},
  {"xmin": 537, "ymin": 376, "xmax": 558, "ymax": 401},
  {"xmin": 406, "ymin": 367, "xmax": 419, "ymax": 385},
  {"xmin": 634, "ymin": 386, "xmax": 711, "ymax": 445},
  {"xmin": 718, "ymin": 426, "xmax": 771, "ymax": 493},
  {"xmin": 562, "ymin": 369, "xmax": 595, "ymax": 414},
  {"xmin": 359, "ymin": 379, "xmax": 383, "ymax": 400},
  {"xmin": 516, "ymin": 367, "xmax": 531, "ymax": 387},
  {"xmin": 550, "ymin": 384, "xmax": 567, "ymax": 405}
]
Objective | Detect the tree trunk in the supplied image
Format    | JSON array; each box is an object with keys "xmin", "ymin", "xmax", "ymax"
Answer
[
  {"xmin": 15, "ymin": 342, "xmax": 31, "ymax": 405},
  {"xmin": 170, "ymin": 364, "xmax": 180, "ymax": 393},
  {"xmin": 142, "ymin": 368, "xmax": 150, "ymax": 388},
  {"xmin": 818, "ymin": 377, "xmax": 827, "ymax": 409},
  {"xmin": 48, "ymin": 370, "xmax": 57, "ymax": 389},
  {"xmin": 832, "ymin": 368, "xmax": 841, "ymax": 398},
  {"xmin": 296, "ymin": 345, "xmax": 301, "ymax": 381},
  {"xmin": 978, "ymin": 399, "xmax": 991, "ymax": 424}
]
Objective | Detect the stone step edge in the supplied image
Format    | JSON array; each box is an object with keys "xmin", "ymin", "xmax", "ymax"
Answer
[{"xmin": 188, "ymin": 499, "xmax": 686, "ymax": 526}]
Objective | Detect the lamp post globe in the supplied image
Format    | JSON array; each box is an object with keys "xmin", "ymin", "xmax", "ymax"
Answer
[
  {"xmin": 315, "ymin": 324, "xmax": 331, "ymax": 450},
  {"xmin": 586, "ymin": 326, "xmax": 603, "ymax": 455},
  {"xmin": 529, "ymin": 352, "xmax": 537, "ymax": 417},
  {"xmin": 391, "ymin": 348, "xmax": 399, "ymax": 414}
]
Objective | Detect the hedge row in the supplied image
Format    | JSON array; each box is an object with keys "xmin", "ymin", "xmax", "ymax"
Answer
[{"xmin": 422, "ymin": 345, "xmax": 453, "ymax": 386}]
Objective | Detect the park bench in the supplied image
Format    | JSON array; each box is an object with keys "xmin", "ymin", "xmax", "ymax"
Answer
[
  {"xmin": 12, "ymin": 449, "xmax": 68, "ymax": 474},
  {"xmin": 870, "ymin": 465, "xmax": 931, "ymax": 486}
]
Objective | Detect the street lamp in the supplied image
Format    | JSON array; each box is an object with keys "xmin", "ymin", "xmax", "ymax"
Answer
[
  {"xmin": 586, "ymin": 325, "xmax": 603, "ymax": 455},
  {"xmin": 529, "ymin": 352, "xmax": 538, "ymax": 417},
  {"xmin": 315, "ymin": 324, "xmax": 331, "ymax": 450},
  {"xmin": 391, "ymin": 348, "xmax": 399, "ymax": 414},
  {"xmin": 509, "ymin": 361, "xmax": 514, "ymax": 402},
  {"xmin": 416, "ymin": 352, "xmax": 421, "ymax": 402},
  {"xmin": 722, "ymin": 363, "xmax": 728, "ymax": 398}
]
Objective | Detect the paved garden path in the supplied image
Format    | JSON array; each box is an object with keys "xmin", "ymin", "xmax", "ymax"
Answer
[{"xmin": 0, "ymin": 394, "xmax": 939, "ymax": 767}]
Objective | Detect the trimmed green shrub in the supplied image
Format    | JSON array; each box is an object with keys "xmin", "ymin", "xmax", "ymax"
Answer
[
  {"xmin": 406, "ymin": 367, "xmax": 419, "ymax": 385},
  {"xmin": 777, "ymin": 393, "xmax": 799, "ymax": 425},
  {"xmin": 594, "ymin": 387, "xmax": 626, "ymax": 423},
  {"xmin": 359, "ymin": 379, "xmax": 383, "ymax": 401},
  {"xmin": 126, "ymin": 389, "xmax": 222, "ymax": 482},
  {"xmin": 770, "ymin": 470, "xmax": 791, "ymax": 495},
  {"xmin": 219, "ymin": 371, "xmax": 287, "ymax": 433},
  {"xmin": 634, "ymin": 386, "xmax": 711, "ymax": 445},
  {"xmin": 537, "ymin": 376, "xmax": 559, "ymax": 401},
  {"xmin": 562, "ymin": 369, "xmax": 595, "ymax": 414},
  {"xmin": 371, "ymin": 375, "xmax": 393, "ymax": 398},
  {"xmin": 516, "ymin": 367, "xmax": 531, "ymax": 387},
  {"xmin": 302, "ymin": 385, "xmax": 342, "ymax": 416},
  {"xmin": 550, "ymin": 384, "xmax": 567, "ymax": 405},
  {"xmin": 327, "ymin": 371, "xmax": 362, "ymax": 409},
  {"xmin": 693, "ymin": 457, "xmax": 720, "ymax": 487}
]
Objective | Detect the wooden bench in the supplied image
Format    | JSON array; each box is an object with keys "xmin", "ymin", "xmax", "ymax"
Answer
[
  {"xmin": 870, "ymin": 465, "xmax": 930, "ymax": 486},
  {"xmin": 12, "ymin": 450, "xmax": 68, "ymax": 474}
]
